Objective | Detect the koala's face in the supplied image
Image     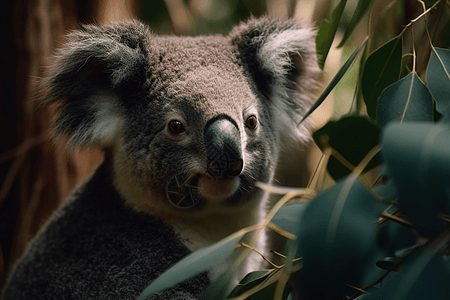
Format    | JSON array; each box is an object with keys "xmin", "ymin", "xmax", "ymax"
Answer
[{"xmin": 44, "ymin": 19, "xmax": 318, "ymax": 216}]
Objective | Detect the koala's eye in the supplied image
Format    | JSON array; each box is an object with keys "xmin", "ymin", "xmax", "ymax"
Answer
[
  {"xmin": 168, "ymin": 120, "xmax": 185, "ymax": 135},
  {"xmin": 245, "ymin": 115, "xmax": 258, "ymax": 129}
]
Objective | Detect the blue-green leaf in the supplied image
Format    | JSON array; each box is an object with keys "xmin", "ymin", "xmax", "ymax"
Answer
[
  {"xmin": 199, "ymin": 266, "xmax": 237, "ymax": 300},
  {"xmin": 295, "ymin": 177, "xmax": 388, "ymax": 299},
  {"xmin": 313, "ymin": 116, "xmax": 381, "ymax": 180},
  {"xmin": 372, "ymin": 179, "xmax": 398, "ymax": 200},
  {"xmin": 376, "ymin": 73, "xmax": 433, "ymax": 126},
  {"xmin": 362, "ymin": 37, "xmax": 403, "ymax": 119},
  {"xmin": 227, "ymin": 270, "xmax": 273, "ymax": 298},
  {"xmin": 381, "ymin": 122, "xmax": 450, "ymax": 237},
  {"xmin": 241, "ymin": 280, "xmax": 290, "ymax": 300},
  {"xmin": 139, "ymin": 234, "xmax": 242, "ymax": 299},
  {"xmin": 298, "ymin": 38, "xmax": 367, "ymax": 125},
  {"xmin": 338, "ymin": 0, "xmax": 371, "ymax": 48},
  {"xmin": 377, "ymin": 221, "xmax": 416, "ymax": 257},
  {"xmin": 316, "ymin": 0, "xmax": 347, "ymax": 69},
  {"xmin": 271, "ymin": 203, "xmax": 308, "ymax": 236},
  {"xmin": 426, "ymin": 47, "xmax": 450, "ymax": 116},
  {"xmin": 357, "ymin": 249, "xmax": 450, "ymax": 299}
]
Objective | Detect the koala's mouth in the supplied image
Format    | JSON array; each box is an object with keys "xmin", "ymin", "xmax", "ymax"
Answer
[
  {"xmin": 165, "ymin": 174, "xmax": 242, "ymax": 209},
  {"xmin": 196, "ymin": 174, "xmax": 240, "ymax": 201}
]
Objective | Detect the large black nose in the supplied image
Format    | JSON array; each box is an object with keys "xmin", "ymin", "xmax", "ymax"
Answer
[{"xmin": 204, "ymin": 117, "xmax": 243, "ymax": 177}]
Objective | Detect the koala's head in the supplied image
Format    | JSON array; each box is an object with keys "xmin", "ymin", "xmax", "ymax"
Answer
[{"xmin": 43, "ymin": 18, "xmax": 318, "ymax": 216}]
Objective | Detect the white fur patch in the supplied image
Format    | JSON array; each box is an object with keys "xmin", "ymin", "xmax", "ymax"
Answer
[
  {"xmin": 258, "ymin": 27, "xmax": 318, "ymax": 144},
  {"xmin": 70, "ymin": 94, "xmax": 122, "ymax": 147},
  {"xmin": 258, "ymin": 28, "xmax": 314, "ymax": 80}
]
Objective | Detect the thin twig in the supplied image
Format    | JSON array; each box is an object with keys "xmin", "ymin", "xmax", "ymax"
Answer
[
  {"xmin": 0, "ymin": 129, "xmax": 51, "ymax": 164},
  {"xmin": 379, "ymin": 212, "xmax": 413, "ymax": 227},
  {"xmin": 271, "ymin": 250, "xmax": 287, "ymax": 259},
  {"xmin": 439, "ymin": 214, "xmax": 450, "ymax": 224},
  {"xmin": 376, "ymin": 208, "xmax": 401, "ymax": 225},
  {"xmin": 346, "ymin": 245, "xmax": 419, "ymax": 299},
  {"xmin": 267, "ymin": 222, "xmax": 296, "ymax": 240},
  {"xmin": 238, "ymin": 242, "xmax": 282, "ymax": 269},
  {"xmin": 347, "ymin": 284, "xmax": 368, "ymax": 294},
  {"xmin": 331, "ymin": 149, "xmax": 356, "ymax": 171}
]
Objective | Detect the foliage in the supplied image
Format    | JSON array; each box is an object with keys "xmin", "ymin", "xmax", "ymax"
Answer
[
  {"xmin": 140, "ymin": 0, "xmax": 450, "ymax": 299},
  {"xmin": 316, "ymin": 0, "xmax": 347, "ymax": 70}
]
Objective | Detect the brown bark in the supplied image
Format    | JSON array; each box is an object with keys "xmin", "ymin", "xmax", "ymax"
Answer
[{"xmin": 0, "ymin": 0, "xmax": 136, "ymax": 288}]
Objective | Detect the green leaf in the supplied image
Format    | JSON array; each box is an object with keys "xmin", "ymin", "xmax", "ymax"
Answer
[
  {"xmin": 227, "ymin": 270, "xmax": 273, "ymax": 298},
  {"xmin": 338, "ymin": 0, "xmax": 372, "ymax": 48},
  {"xmin": 376, "ymin": 73, "xmax": 434, "ymax": 126},
  {"xmin": 139, "ymin": 234, "xmax": 243, "ymax": 299},
  {"xmin": 426, "ymin": 47, "xmax": 450, "ymax": 116},
  {"xmin": 372, "ymin": 178, "xmax": 398, "ymax": 200},
  {"xmin": 381, "ymin": 122, "xmax": 450, "ymax": 237},
  {"xmin": 313, "ymin": 116, "xmax": 381, "ymax": 180},
  {"xmin": 362, "ymin": 37, "xmax": 403, "ymax": 119},
  {"xmin": 298, "ymin": 38, "xmax": 367, "ymax": 125},
  {"xmin": 242, "ymin": 280, "xmax": 290, "ymax": 300},
  {"xmin": 358, "ymin": 250, "xmax": 450, "ymax": 299},
  {"xmin": 295, "ymin": 178, "xmax": 388, "ymax": 299},
  {"xmin": 229, "ymin": 271, "xmax": 296, "ymax": 300},
  {"xmin": 316, "ymin": 0, "xmax": 347, "ymax": 70},
  {"xmin": 199, "ymin": 266, "xmax": 237, "ymax": 300},
  {"xmin": 376, "ymin": 256, "xmax": 402, "ymax": 272},
  {"xmin": 271, "ymin": 203, "xmax": 308, "ymax": 236},
  {"xmin": 423, "ymin": 0, "xmax": 439, "ymax": 9}
]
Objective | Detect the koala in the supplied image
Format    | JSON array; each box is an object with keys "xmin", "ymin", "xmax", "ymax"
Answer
[{"xmin": 1, "ymin": 17, "xmax": 318, "ymax": 300}]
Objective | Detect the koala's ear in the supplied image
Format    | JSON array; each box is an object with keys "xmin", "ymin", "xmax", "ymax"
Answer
[
  {"xmin": 230, "ymin": 17, "xmax": 320, "ymax": 140},
  {"xmin": 42, "ymin": 20, "xmax": 151, "ymax": 148}
]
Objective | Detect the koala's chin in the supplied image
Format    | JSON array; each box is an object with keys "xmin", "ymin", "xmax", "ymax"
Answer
[{"xmin": 196, "ymin": 174, "xmax": 241, "ymax": 201}]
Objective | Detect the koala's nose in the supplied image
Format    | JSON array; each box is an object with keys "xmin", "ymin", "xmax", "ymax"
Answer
[{"xmin": 204, "ymin": 117, "xmax": 243, "ymax": 177}]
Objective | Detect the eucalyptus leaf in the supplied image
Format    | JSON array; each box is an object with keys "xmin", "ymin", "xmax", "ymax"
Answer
[
  {"xmin": 298, "ymin": 39, "xmax": 367, "ymax": 125},
  {"xmin": 296, "ymin": 178, "xmax": 388, "ymax": 299},
  {"xmin": 426, "ymin": 47, "xmax": 450, "ymax": 116},
  {"xmin": 232, "ymin": 272, "xmax": 295, "ymax": 300},
  {"xmin": 372, "ymin": 179, "xmax": 398, "ymax": 200},
  {"xmin": 376, "ymin": 73, "xmax": 433, "ymax": 127},
  {"xmin": 271, "ymin": 203, "xmax": 308, "ymax": 236},
  {"xmin": 242, "ymin": 280, "xmax": 290, "ymax": 300},
  {"xmin": 423, "ymin": 0, "xmax": 439, "ymax": 8},
  {"xmin": 227, "ymin": 270, "xmax": 273, "ymax": 298},
  {"xmin": 376, "ymin": 257, "xmax": 401, "ymax": 272},
  {"xmin": 316, "ymin": 0, "xmax": 347, "ymax": 69},
  {"xmin": 362, "ymin": 37, "xmax": 403, "ymax": 119},
  {"xmin": 382, "ymin": 122, "xmax": 450, "ymax": 237},
  {"xmin": 313, "ymin": 116, "xmax": 381, "ymax": 180},
  {"xmin": 357, "ymin": 250, "xmax": 450, "ymax": 299},
  {"xmin": 199, "ymin": 266, "xmax": 237, "ymax": 300},
  {"xmin": 376, "ymin": 221, "xmax": 416, "ymax": 258},
  {"xmin": 338, "ymin": 0, "xmax": 371, "ymax": 48},
  {"xmin": 139, "ymin": 234, "xmax": 242, "ymax": 299}
]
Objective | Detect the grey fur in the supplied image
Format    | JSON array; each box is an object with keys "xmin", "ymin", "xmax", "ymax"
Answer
[
  {"xmin": 1, "ymin": 163, "xmax": 209, "ymax": 299},
  {"xmin": 1, "ymin": 17, "xmax": 318, "ymax": 299}
]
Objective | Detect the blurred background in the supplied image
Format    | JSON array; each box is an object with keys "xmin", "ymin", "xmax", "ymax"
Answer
[{"xmin": 0, "ymin": 0, "xmax": 370, "ymax": 289}]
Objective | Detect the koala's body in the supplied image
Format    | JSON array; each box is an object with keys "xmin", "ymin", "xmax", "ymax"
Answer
[{"xmin": 1, "ymin": 18, "xmax": 318, "ymax": 300}]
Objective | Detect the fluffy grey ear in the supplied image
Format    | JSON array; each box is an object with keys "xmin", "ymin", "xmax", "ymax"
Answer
[
  {"xmin": 42, "ymin": 20, "xmax": 151, "ymax": 148},
  {"xmin": 230, "ymin": 17, "xmax": 320, "ymax": 141}
]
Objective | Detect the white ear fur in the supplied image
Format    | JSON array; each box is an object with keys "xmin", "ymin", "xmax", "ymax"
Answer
[
  {"xmin": 66, "ymin": 94, "xmax": 122, "ymax": 148},
  {"xmin": 258, "ymin": 28, "xmax": 315, "ymax": 81},
  {"xmin": 259, "ymin": 27, "xmax": 319, "ymax": 144}
]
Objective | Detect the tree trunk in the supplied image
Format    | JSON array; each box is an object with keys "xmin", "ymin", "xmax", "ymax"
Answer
[{"xmin": 0, "ymin": 0, "xmax": 136, "ymax": 288}]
